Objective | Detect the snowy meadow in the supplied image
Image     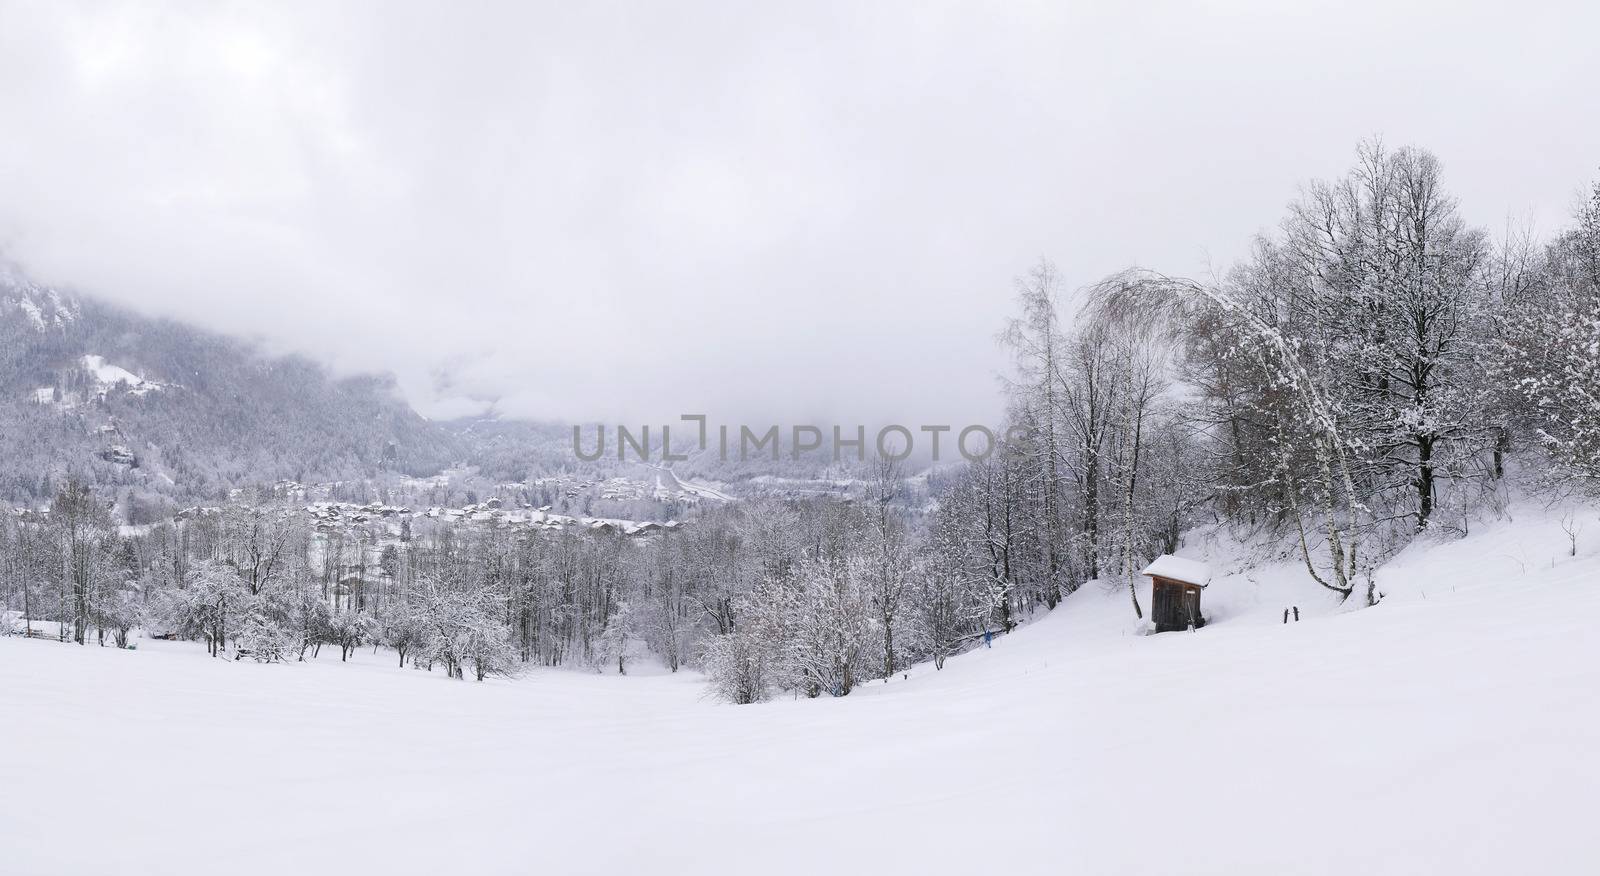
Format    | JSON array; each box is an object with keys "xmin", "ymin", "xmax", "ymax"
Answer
[{"xmin": 4, "ymin": 502, "xmax": 1598, "ymax": 875}]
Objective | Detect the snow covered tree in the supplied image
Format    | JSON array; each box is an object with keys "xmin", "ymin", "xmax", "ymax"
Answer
[
  {"xmin": 235, "ymin": 601, "xmax": 295, "ymax": 663},
  {"xmin": 1496, "ymin": 179, "xmax": 1600, "ymax": 484},
  {"xmin": 913, "ymin": 500, "xmax": 995, "ymax": 669},
  {"xmin": 406, "ymin": 570, "xmax": 516, "ymax": 681},
  {"xmin": 380, "ymin": 607, "xmax": 427, "ymax": 668},
  {"xmin": 592, "ymin": 599, "xmax": 639, "ymax": 674},
  {"xmin": 782, "ymin": 554, "xmax": 877, "ymax": 697},
  {"xmin": 861, "ymin": 456, "xmax": 914, "ymax": 679},
  {"xmin": 1280, "ymin": 142, "xmax": 1492, "ymax": 532},
  {"xmin": 463, "ymin": 621, "xmax": 518, "ymax": 681},
  {"xmin": 50, "ymin": 479, "xmax": 116, "ymax": 644},
  {"xmin": 158, "ymin": 560, "xmax": 249, "ymax": 657},
  {"xmin": 291, "ymin": 586, "xmax": 333, "ymax": 660},
  {"xmin": 1094, "ymin": 267, "xmax": 1370, "ymax": 601},
  {"xmin": 94, "ymin": 579, "xmax": 142, "ymax": 649},
  {"xmin": 1000, "ymin": 260, "xmax": 1072, "ymax": 604},
  {"xmin": 701, "ymin": 625, "xmax": 772, "ymax": 704},
  {"xmin": 326, "ymin": 608, "xmax": 375, "ymax": 662}
]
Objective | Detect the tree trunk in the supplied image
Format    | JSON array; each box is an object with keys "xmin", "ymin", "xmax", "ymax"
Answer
[
  {"xmin": 1416, "ymin": 435, "xmax": 1435, "ymax": 531},
  {"xmin": 1084, "ymin": 451, "xmax": 1100, "ymax": 579}
]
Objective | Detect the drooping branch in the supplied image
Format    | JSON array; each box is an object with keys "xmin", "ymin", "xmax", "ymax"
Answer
[{"xmin": 1090, "ymin": 269, "xmax": 1368, "ymax": 602}]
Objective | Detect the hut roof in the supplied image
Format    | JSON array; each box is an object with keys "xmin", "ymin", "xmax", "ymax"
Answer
[{"xmin": 1141, "ymin": 555, "xmax": 1209, "ymax": 586}]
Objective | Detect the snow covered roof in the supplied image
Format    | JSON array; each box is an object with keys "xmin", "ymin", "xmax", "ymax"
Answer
[{"xmin": 1140, "ymin": 555, "xmax": 1209, "ymax": 586}]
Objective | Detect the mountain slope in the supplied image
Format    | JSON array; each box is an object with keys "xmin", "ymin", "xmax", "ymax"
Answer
[{"xmin": 0, "ymin": 263, "xmax": 464, "ymax": 508}]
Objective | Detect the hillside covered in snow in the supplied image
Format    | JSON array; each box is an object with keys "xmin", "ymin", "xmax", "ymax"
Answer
[
  {"xmin": 3, "ymin": 499, "xmax": 1595, "ymax": 875},
  {"xmin": 0, "ymin": 264, "xmax": 466, "ymax": 508}
]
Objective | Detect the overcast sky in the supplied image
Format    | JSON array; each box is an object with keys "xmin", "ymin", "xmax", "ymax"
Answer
[{"xmin": 1, "ymin": 1, "xmax": 1596, "ymax": 426}]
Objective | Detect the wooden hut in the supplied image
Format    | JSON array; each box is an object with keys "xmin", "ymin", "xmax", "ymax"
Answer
[{"xmin": 1141, "ymin": 555, "xmax": 1209, "ymax": 633}]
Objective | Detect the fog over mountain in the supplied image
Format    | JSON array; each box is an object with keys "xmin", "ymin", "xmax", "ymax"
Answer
[
  {"xmin": 0, "ymin": 260, "xmax": 895, "ymax": 508},
  {"xmin": 2, "ymin": 1, "xmax": 1596, "ymax": 426},
  {"xmin": 0, "ymin": 265, "xmax": 467, "ymax": 506}
]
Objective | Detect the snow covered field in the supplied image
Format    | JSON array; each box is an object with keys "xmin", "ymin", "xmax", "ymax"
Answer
[{"xmin": 4, "ymin": 505, "xmax": 1598, "ymax": 875}]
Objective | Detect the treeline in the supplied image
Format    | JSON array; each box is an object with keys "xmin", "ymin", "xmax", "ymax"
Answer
[
  {"xmin": 0, "ymin": 467, "xmax": 994, "ymax": 700},
  {"xmin": 3, "ymin": 141, "xmax": 1598, "ymax": 704}
]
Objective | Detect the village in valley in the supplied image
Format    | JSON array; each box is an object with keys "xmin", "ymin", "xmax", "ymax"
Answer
[{"xmin": 302, "ymin": 495, "xmax": 684, "ymax": 538}]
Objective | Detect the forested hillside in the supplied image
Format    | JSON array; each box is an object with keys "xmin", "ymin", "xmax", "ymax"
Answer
[{"xmin": 0, "ymin": 263, "xmax": 464, "ymax": 511}]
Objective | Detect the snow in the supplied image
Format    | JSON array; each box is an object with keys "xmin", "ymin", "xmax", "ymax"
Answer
[
  {"xmin": 651, "ymin": 464, "xmax": 735, "ymax": 501},
  {"xmin": 81, "ymin": 354, "xmax": 145, "ymax": 388},
  {"xmin": 1140, "ymin": 553, "xmax": 1210, "ymax": 585},
  {"xmin": 75, "ymin": 353, "xmax": 169, "ymax": 397},
  {"xmin": 15, "ymin": 296, "xmax": 45, "ymax": 329},
  {"xmin": 1, "ymin": 275, "xmax": 77, "ymax": 330},
  {"xmin": 3, "ymin": 503, "xmax": 1599, "ymax": 874}
]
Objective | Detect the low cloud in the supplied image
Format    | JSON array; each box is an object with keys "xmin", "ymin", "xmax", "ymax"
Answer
[{"xmin": 2, "ymin": 1, "xmax": 1595, "ymax": 424}]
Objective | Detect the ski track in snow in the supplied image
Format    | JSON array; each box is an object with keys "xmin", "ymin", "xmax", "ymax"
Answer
[{"xmin": 2, "ymin": 505, "xmax": 1598, "ymax": 875}]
